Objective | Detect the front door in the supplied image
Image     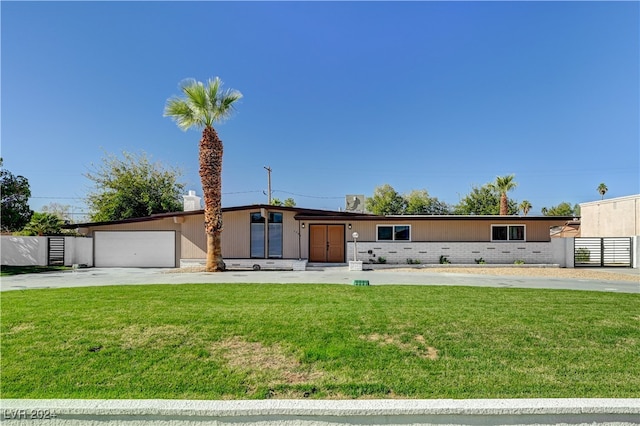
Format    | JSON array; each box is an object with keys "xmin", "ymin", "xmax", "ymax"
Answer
[{"xmin": 309, "ymin": 225, "xmax": 345, "ymax": 263}]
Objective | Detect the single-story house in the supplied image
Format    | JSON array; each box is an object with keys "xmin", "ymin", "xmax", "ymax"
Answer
[{"xmin": 66, "ymin": 204, "xmax": 575, "ymax": 268}]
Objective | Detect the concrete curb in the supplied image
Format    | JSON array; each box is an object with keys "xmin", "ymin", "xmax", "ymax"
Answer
[{"xmin": 2, "ymin": 399, "xmax": 639, "ymax": 425}]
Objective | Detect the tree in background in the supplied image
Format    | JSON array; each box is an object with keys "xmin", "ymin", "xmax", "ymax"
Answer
[
  {"xmin": 454, "ymin": 184, "xmax": 518, "ymax": 215},
  {"xmin": 489, "ymin": 175, "xmax": 517, "ymax": 215},
  {"xmin": 85, "ymin": 151, "xmax": 185, "ymax": 222},
  {"xmin": 541, "ymin": 202, "xmax": 578, "ymax": 216},
  {"xmin": 404, "ymin": 189, "xmax": 450, "ymax": 215},
  {"xmin": 597, "ymin": 183, "xmax": 608, "ymax": 200},
  {"xmin": 41, "ymin": 202, "xmax": 74, "ymax": 224},
  {"xmin": 366, "ymin": 184, "xmax": 406, "ymax": 215},
  {"xmin": 270, "ymin": 197, "xmax": 296, "ymax": 207},
  {"xmin": 19, "ymin": 212, "xmax": 63, "ymax": 236},
  {"xmin": 164, "ymin": 77, "xmax": 242, "ymax": 272},
  {"xmin": 518, "ymin": 200, "xmax": 532, "ymax": 216},
  {"xmin": 1, "ymin": 158, "xmax": 33, "ymax": 232}
]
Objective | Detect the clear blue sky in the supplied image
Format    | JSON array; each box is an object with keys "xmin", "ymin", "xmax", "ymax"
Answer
[{"xmin": 2, "ymin": 1, "xmax": 638, "ymax": 217}]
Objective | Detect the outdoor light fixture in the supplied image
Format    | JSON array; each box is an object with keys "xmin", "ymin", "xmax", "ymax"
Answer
[
  {"xmin": 348, "ymin": 223, "xmax": 352, "ymax": 229},
  {"xmin": 352, "ymin": 232, "xmax": 359, "ymax": 261},
  {"xmin": 301, "ymin": 223, "xmax": 305, "ymax": 229}
]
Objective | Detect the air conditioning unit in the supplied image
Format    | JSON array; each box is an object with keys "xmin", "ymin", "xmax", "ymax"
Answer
[{"xmin": 345, "ymin": 195, "xmax": 365, "ymax": 212}]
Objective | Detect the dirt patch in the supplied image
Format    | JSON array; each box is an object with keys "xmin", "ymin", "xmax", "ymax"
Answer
[
  {"xmin": 5, "ymin": 323, "xmax": 36, "ymax": 335},
  {"xmin": 362, "ymin": 333, "xmax": 438, "ymax": 360},
  {"xmin": 211, "ymin": 337, "xmax": 323, "ymax": 385}
]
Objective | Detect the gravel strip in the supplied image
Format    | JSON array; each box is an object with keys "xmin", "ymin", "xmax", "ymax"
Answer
[{"xmin": 392, "ymin": 267, "xmax": 639, "ymax": 282}]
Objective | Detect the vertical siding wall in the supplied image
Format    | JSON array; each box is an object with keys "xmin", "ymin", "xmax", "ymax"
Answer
[
  {"xmin": 181, "ymin": 215, "xmax": 207, "ymax": 259},
  {"xmin": 347, "ymin": 219, "xmax": 556, "ymax": 243},
  {"xmin": 348, "ymin": 241, "xmax": 566, "ymax": 265},
  {"xmin": 220, "ymin": 209, "xmax": 303, "ymax": 259}
]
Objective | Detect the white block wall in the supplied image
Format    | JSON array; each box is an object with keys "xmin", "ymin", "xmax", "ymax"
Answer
[
  {"xmin": 348, "ymin": 241, "xmax": 564, "ymax": 265},
  {"xmin": 0, "ymin": 236, "xmax": 48, "ymax": 266},
  {"xmin": 1, "ymin": 236, "xmax": 93, "ymax": 267},
  {"xmin": 181, "ymin": 258, "xmax": 308, "ymax": 271},
  {"xmin": 64, "ymin": 237, "xmax": 94, "ymax": 267}
]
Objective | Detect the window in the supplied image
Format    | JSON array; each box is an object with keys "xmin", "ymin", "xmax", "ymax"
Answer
[
  {"xmin": 250, "ymin": 212, "xmax": 283, "ymax": 258},
  {"xmin": 267, "ymin": 212, "xmax": 283, "ymax": 258},
  {"xmin": 250, "ymin": 213, "xmax": 265, "ymax": 258},
  {"xmin": 491, "ymin": 225, "xmax": 525, "ymax": 241},
  {"xmin": 377, "ymin": 225, "xmax": 410, "ymax": 241}
]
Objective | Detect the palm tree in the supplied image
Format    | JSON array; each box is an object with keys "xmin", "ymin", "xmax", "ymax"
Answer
[
  {"xmin": 489, "ymin": 175, "xmax": 517, "ymax": 215},
  {"xmin": 23, "ymin": 212, "xmax": 62, "ymax": 236},
  {"xmin": 519, "ymin": 200, "xmax": 532, "ymax": 216},
  {"xmin": 597, "ymin": 183, "xmax": 608, "ymax": 200},
  {"xmin": 164, "ymin": 77, "xmax": 242, "ymax": 272}
]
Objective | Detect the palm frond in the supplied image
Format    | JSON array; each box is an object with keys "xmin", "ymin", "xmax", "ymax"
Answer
[{"xmin": 164, "ymin": 76, "xmax": 242, "ymax": 131}]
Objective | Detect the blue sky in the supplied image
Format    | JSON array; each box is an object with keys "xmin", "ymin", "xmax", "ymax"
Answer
[{"xmin": 2, "ymin": 1, "xmax": 638, "ymax": 218}]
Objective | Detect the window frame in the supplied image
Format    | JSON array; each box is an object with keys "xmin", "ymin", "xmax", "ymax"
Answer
[
  {"xmin": 376, "ymin": 224, "xmax": 411, "ymax": 242},
  {"xmin": 491, "ymin": 224, "xmax": 526, "ymax": 242},
  {"xmin": 250, "ymin": 211, "xmax": 283, "ymax": 258}
]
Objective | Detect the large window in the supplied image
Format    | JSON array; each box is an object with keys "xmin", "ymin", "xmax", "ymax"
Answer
[
  {"xmin": 250, "ymin": 213, "xmax": 265, "ymax": 258},
  {"xmin": 377, "ymin": 225, "xmax": 410, "ymax": 241},
  {"xmin": 267, "ymin": 212, "xmax": 283, "ymax": 258},
  {"xmin": 250, "ymin": 212, "xmax": 283, "ymax": 258},
  {"xmin": 491, "ymin": 225, "xmax": 525, "ymax": 241}
]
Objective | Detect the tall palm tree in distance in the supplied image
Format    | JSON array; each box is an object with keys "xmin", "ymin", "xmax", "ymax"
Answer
[
  {"xmin": 597, "ymin": 183, "xmax": 608, "ymax": 200},
  {"xmin": 490, "ymin": 175, "xmax": 517, "ymax": 215},
  {"xmin": 519, "ymin": 200, "xmax": 532, "ymax": 216},
  {"xmin": 164, "ymin": 77, "xmax": 242, "ymax": 272}
]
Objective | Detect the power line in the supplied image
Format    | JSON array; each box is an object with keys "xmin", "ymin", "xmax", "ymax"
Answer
[{"xmin": 273, "ymin": 190, "xmax": 343, "ymax": 200}]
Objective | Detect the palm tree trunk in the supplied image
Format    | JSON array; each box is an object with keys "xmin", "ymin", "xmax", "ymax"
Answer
[
  {"xmin": 500, "ymin": 193, "xmax": 508, "ymax": 215},
  {"xmin": 200, "ymin": 126, "xmax": 225, "ymax": 272}
]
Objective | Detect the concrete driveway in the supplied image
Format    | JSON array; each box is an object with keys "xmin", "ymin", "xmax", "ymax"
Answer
[{"xmin": 1, "ymin": 266, "xmax": 638, "ymax": 293}]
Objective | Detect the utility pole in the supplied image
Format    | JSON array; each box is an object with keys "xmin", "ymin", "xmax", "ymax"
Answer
[{"xmin": 264, "ymin": 166, "xmax": 272, "ymax": 205}]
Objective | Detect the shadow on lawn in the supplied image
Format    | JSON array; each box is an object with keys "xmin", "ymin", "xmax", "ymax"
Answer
[{"xmin": 0, "ymin": 266, "xmax": 69, "ymax": 276}]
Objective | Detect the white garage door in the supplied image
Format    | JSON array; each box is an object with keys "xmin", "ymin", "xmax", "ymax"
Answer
[{"xmin": 94, "ymin": 231, "xmax": 176, "ymax": 267}]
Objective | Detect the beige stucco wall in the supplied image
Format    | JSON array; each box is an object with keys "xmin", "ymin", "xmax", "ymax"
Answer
[{"xmin": 580, "ymin": 194, "xmax": 640, "ymax": 237}]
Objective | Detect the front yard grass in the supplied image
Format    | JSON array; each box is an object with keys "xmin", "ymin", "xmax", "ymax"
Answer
[{"xmin": 1, "ymin": 284, "xmax": 638, "ymax": 399}]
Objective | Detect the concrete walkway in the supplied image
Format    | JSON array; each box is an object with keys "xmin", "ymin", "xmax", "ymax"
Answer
[{"xmin": 1, "ymin": 266, "xmax": 638, "ymax": 293}]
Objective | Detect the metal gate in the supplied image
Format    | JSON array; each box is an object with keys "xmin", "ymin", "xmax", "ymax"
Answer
[
  {"xmin": 48, "ymin": 237, "xmax": 65, "ymax": 266},
  {"xmin": 574, "ymin": 237, "xmax": 632, "ymax": 267}
]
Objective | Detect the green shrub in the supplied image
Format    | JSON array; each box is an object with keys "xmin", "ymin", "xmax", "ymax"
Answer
[{"xmin": 575, "ymin": 248, "xmax": 590, "ymax": 262}]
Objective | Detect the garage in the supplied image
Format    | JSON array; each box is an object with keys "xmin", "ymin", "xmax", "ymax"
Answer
[{"xmin": 94, "ymin": 231, "xmax": 176, "ymax": 267}]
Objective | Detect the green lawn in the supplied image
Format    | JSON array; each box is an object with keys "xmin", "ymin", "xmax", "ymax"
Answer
[
  {"xmin": 0, "ymin": 265, "xmax": 69, "ymax": 276},
  {"xmin": 1, "ymin": 284, "xmax": 638, "ymax": 399}
]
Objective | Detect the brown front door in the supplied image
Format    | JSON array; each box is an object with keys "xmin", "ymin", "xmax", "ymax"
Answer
[{"xmin": 309, "ymin": 225, "xmax": 345, "ymax": 263}]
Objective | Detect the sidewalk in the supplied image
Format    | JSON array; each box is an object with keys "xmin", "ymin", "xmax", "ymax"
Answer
[{"xmin": 1, "ymin": 266, "xmax": 638, "ymax": 293}]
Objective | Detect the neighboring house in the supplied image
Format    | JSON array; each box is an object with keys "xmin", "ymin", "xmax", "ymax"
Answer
[
  {"xmin": 66, "ymin": 201, "xmax": 574, "ymax": 268},
  {"xmin": 550, "ymin": 220, "xmax": 581, "ymax": 238},
  {"xmin": 579, "ymin": 194, "xmax": 640, "ymax": 237}
]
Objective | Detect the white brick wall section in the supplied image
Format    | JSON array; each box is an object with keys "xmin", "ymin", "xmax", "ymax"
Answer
[{"xmin": 348, "ymin": 242, "xmax": 560, "ymax": 265}]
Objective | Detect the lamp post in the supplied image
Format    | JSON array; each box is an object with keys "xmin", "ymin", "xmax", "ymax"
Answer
[{"xmin": 352, "ymin": 232, "xmax": 359, "ymax": 261}]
